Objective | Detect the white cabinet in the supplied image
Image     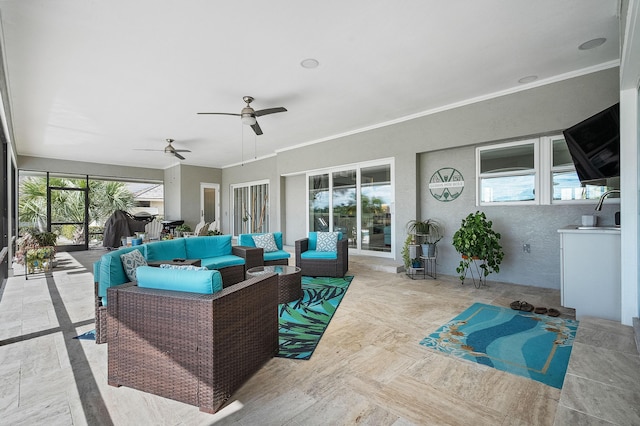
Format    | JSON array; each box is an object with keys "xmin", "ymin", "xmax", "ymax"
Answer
[{"xmin": 558, "ymin": 227, "xmax": 621, "ymax": 321}]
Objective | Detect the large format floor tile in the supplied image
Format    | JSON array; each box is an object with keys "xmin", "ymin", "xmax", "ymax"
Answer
[{"xmin": 0, "ymin": 249, "xmax": 637, "ymax": 425}]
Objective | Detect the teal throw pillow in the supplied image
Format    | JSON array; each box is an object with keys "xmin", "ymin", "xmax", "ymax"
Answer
[
  {"xmin": 120, "ymin": 249, "xmax": 147, "ymax": 281},
  {"xmin": 252, "ymin": 233, "xmax": 279, "ymax": 253},
  {"xmin": 316, "ymin": 231, "xmax": 338, "ymax": 252}
]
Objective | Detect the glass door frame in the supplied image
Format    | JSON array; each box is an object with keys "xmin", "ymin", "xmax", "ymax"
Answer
[
  {"xmin": 48, "ymin": 176, "xmax": 89, "ymax": 252},
  {"xmin": 306, "ymin": 158, "xmax": 394, "ymax": 258}
]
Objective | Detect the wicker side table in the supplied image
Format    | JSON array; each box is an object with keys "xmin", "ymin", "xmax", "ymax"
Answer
[{"xmin": 246, "ymin": 265, "xmax": 302, "ymax": 304}]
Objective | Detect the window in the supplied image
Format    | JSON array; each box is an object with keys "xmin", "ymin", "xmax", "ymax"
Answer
[
  {"xmin": 548, "ymin": 136, "xmax": 614, "ymax": 202},
  {"xmin": 478, "ymin": 140, "xmax": 538, "ymax": 204},
  {"xmin": 231, "ymin": 180, "xmax": 269, "ymax": 235},
  {"xmin": 478, "ymin": 136, "xmax": 617, "ymax": 205}
]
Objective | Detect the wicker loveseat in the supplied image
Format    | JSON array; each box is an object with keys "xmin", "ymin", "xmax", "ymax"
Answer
[
  {"xmin": 107, "ymin": 270, "xmax": 279, "ymax": 414},
  {"xmin": 93, "ymin": 235, "xmax": 262, "ymax": 343},
  {"xmin": 295, "ymin": 231, "xmax": 348, "ymax": 277},
  {"xmin": 238, "ymin": 232, "xmax": 290, "ymax": 266}
]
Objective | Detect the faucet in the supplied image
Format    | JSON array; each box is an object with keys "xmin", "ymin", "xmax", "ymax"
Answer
[{"xmin": 594, "ymin": 189, "xmax": 620, "ymax": 211}]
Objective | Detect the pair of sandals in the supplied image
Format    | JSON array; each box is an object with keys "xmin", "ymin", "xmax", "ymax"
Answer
[{"xmin": 510, "ymin": 300, "xmax": 561, "ymax": 317}]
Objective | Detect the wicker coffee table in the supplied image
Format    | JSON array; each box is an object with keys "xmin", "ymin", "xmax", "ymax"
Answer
[{"xmin": 246, "ymin": 265, "xmax": 302, "ymax": 304}]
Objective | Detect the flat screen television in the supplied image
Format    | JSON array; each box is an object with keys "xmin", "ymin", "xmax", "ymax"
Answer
[{"xmin": 562, "ymin": 103, "xmax": 620, "ymax": 183}]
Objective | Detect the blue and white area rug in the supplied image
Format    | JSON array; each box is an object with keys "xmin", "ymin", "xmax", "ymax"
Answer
[{"xmin": 420, "ymin": 302, "xmax": 579, "ymax": 388}]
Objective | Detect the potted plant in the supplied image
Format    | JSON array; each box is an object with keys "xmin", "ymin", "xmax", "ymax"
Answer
[
  {"xmin": 452, "ymin": 211, "xmax": 504, "ymax": 282},
  {"xmin": 175, "ymin": 223, "xmax": 192, "ymax": 237},
  {"xmin": 406, "ymin": 219, "xmax": 443, "ymax": 257},
  {"xmin": 14, "ymin": 230, "xmax": 58, "ymax": 271}
]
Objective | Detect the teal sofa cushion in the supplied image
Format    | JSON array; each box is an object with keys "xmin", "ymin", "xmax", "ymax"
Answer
[
  {"xmin": 300, "ymin": 250, "xmax": 338, "ymax": 260},
  {"xmin": 185, "ymin": 235, "xmax": 232, "ymax": 259},
  {"xmin": 200, "ymin": 254, "xmax": 245, "ymax": 270},
  {"xmin": 93, "ymin": 260, "xmax": 101, "ymax": 283},
  {"xmin": 98, "ymin": 246, "xmax": 146, "ymax": 298},
  {"xmin": 136, "ymin": 265, "xmax": 222, "ymax": 294},
  {"xmin": 308, "ymin": 231, "xmax": 343, "ymax": 251},
  {"xmin": 145, "ymin": 238, "xmax": 187, "ymax": 261}
]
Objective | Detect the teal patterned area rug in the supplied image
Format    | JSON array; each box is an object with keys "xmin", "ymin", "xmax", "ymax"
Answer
[
  {"xmin": 420, "ymin": 302, "xmax": 579, "ymax": 389},
  {"xmin": 277, "ymin": 275, "xmax": 353, "ymax": 360}
]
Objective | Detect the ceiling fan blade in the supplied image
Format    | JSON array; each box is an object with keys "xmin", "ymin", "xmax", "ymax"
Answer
[
  {"xmin": 250, "ymin": 121, "xmax": 263, "ymax": 135},
  {"xmin": 197, "ymin": 112, "xmax": 241, "ymax": 116},
  {"xmin": 174, "ymin": 152, "xmax": 186, "ymax": 160},
  {"xmin": 254, "ymin": 107, "xmax": 287, "ymax": 117},
  {"xmin": 134, "ymin": 148, "xmax": 162, "ymax": 152},
  {"xmin": 173, "ymin": 149, "xmax": 191, "ymax": 153}
]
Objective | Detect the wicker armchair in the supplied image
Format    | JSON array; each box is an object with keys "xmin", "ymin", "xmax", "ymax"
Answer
[
  {"xmin": 107, "ymin": 273, "xmax": 279, "ymax": 414},
  {"xmin": 295, "ymin": 233, "xmax": 348, "ymax": 277}
]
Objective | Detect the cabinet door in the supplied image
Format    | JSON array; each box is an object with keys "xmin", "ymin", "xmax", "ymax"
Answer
[{"xmin": 561, "ymin": 232, "xmax": 620, "ymax": 321}]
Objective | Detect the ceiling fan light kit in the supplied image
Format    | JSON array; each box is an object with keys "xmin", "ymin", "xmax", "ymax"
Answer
[{"xmin": 198, "ymin": 95, "xmax": 287, "ymax": 136}]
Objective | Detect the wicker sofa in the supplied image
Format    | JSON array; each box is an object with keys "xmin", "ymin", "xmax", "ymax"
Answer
[
  {"xmin": 237, "ymin": 232, "xmax": 290, "ymax": 266},
  {"xmin": 107, "ymin": 271, "xmax": 279, "ymax": 414},
  {"xmin": 295, "ymin": 231, "xmax": 348, "ymax": 277},
  {"xmin": 93, "ymin": 235, "xmax": 262, "ymax": 343}
]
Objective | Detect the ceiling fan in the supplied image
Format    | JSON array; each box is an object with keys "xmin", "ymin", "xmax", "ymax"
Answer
[
  {"xmin": 135, "ymin": 139, "xmax": 191, "ymax": 160},
  {"xmin": 198, "ymin": 96, "xmax": 287, "ymax": 135}
]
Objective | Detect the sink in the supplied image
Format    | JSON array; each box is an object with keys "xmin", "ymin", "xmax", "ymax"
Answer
[{"xmin": 576, "ymin": 226, "xmax": 621, "ymax": 230}]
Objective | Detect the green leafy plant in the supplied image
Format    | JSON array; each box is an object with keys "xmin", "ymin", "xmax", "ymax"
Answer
[
  {"xmin": 33, "ymin": 231, "xmax": 57, "ymax": 247},
  {"xmin": 452, "ymin": 211, "xmax": 504, "ymax": 281},
  {"xmin": 401, "ymin": 234, "xmax": 414, "ymax": 269},
  {"xmin": 407, "ymin": 218, "xmax": 443, "ymax": 244},
  {"xmin": 176, "ymin": 224, "xmax": 192, "ymax": 233},
  {"xmin": 207, "ymin": 229, "xmax": 223, "ymax": 236},
  {"xmin": 14, "ymin": 230, "xmax": 57, "ymax": 266}
]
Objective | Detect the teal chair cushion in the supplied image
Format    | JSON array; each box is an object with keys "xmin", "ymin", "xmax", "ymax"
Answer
[
  {"xmin": 145, "ymin": 238, "xmax": 187, "ymax": 261},
  {"xmin": 238, "ymin": 232, "xmax": 283, "ymax": 249},
  {"xmin": 300, "ymin": 250, "xmax": 338, "ymax": 260},
  {"xmin": 136, "ymin": 265, "xmax": 222, "ymax": 294},
  {"xmin": 185, "ymin": 235, "xmax": 232, "ymax": 259},
  {"xmin": 264, "ymin": 250, "xmax": 290, "ymax": 262}
]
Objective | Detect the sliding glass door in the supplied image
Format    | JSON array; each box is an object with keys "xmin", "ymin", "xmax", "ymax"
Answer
[{"xmin": 307, "ymin": 160, "xmax": 393, "ymax": 256}]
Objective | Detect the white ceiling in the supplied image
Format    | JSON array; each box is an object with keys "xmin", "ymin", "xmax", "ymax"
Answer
[{"xmin": 0, "ymin": 0, "xmax": 620, "ymax": 170}]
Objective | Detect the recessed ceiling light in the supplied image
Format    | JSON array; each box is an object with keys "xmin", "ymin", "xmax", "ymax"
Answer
[
  {"xmin": 300, "ymin": 58, "xmax": 319, "ymax": 69},
  {"xmin": 578, "ymin": 38, "xmax": 606, "ymax": 50},
  {"xmin": 518, "ymin": 75, "xmax": 538, "ymax": 84}
]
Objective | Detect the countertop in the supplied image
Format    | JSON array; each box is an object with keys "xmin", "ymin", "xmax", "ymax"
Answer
[{"xmin": 558, "ymin": 225, "xmax": 621, "ymax": 234}]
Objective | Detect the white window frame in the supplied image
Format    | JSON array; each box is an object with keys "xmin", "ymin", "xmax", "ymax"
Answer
[
  {"xmin": 544, "ymin": 135, "xmax": 615, "ymax": 205},
  {"xmin": 305, "ymin": 158, "xmax": 395, "ymax": 258},
  {"xmin": 477, "ymin": 139, "xmax": 539, "ymax": 206},
  {"xmin": 477, "ymin": 135, "xmax": 618, "ymax": 206}
]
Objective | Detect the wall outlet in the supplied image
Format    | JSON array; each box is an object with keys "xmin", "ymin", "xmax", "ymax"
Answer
[{"xmin": 523, "ymin": 243, "xmax": 531, "ymax": 253}]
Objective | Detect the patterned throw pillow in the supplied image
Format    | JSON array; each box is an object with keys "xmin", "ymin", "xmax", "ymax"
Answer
[
  {"xmin": 120, "ymin": 249, "xmax": 147, "ymax": 281},
  {"xmin": 159, "ymin": 264, "xmax": 208, "ymax": 271},
  {"xmin": 252, "ymin": 233, "xmax": 279, "ymax": 253},
  {"xmin": 316, "ymin": 231, "xmax": 339, "ymax": 252}
]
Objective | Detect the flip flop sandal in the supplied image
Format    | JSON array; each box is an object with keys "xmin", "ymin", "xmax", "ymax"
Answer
[
  {"xmin": 520, "ymin": 302, "xmax": 534, "ymax": 312},
  {"xmin": 510, "ymin": 300, "xmax": 522, "ymax": 310},
  {"xmin": 534, "ymin": 307, "xmax": 548, "ymax": 314},
  {"xmin": 547, "ymin": 308, "xmax": 561, "ymax": 317}
]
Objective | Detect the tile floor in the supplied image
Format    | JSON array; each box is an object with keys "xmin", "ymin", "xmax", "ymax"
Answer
[{"xmin": 0, "ymin": 248, "xmax": 638, "ymax": 425}]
